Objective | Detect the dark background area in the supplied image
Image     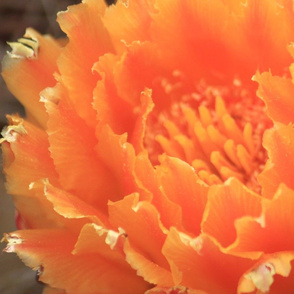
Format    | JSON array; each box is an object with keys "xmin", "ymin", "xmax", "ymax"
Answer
[{"xmin": 0, "ymin": 1, "xmax": 114, "ymax": 293}]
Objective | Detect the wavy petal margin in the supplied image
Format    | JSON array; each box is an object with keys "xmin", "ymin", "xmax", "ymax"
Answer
[{"xmin": 3, "ymin": 225, "xmax": 148, "ymax": 293}]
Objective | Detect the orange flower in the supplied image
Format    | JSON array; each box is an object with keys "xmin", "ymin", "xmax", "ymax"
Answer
[{"xmin": 2, "ymin": 0, "xmax": 294, "ymax": 293}]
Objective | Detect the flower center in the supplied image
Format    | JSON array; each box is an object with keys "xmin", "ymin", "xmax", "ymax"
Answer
[{"xmin": 144, "ymin": 76, "xmax": 272, "ymax": 193}]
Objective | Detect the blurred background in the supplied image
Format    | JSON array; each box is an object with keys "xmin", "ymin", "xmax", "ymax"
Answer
[{"xmin": 0, "ymin": 1, "xmax": 119, "ymax": 293}]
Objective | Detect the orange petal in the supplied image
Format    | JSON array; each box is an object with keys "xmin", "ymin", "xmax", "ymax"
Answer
[
  {"xmin": 113, "ymin": 41, "xmax": 169, "ymax": 109},
  {"xmin": 92, "ymin": 53, "xmax": 136, "ymax": 134},
  {"xmin": 237, "ymin": 0, "xmax": 294, "ymax": 75},
  {"xmin": 257, "ymin": 160, "xmax": 280, "ymax": 199},
  {"xmin": 157, "ymin": 155, "xmax": 208, "ymax": 235},
  {"xmin": 254, "ymin": 71, "xmax": 294, "ymax": 124},
  {"xmin": 57, "ymin": 0, "xmax": 114, "ymax": 128},
  {"xmin": 267, "ymin": 257, "xmax": 294, "ymax": 294},
  {"xmin": 151, "ymin": 0, "xmax": 294, "ymax": 84},
  {"xmin": 263, "ymin": 123, "xmax": 294, "ymax": 192},
  {"xmin": 43, "ymin": 181, "xmax": 109, "ymax": 227},
  {"xmin": 134, "ymin": 151, "xmax": 182, "ymax": 228},
  {"xmin": 43, "ymin": 83, "xmax": 120, "ymax": 211},
  {"xmin": 130, "ymin": 88, "xmax": 154, "ymax": 153},
  {"xmin": 1, "ymin": 115, "xmax": 58, "ymax": 197},
  {"xmin": 1, "ymin": 28, "xmax": 61, "ymax": 128},
  {"xmin": 162, "ymin": 228, "xmax": 255, "ymax": 293},
  {"xmin": 108, "ymin": 193, "xmax": 173, "ymax": 285},
  {"xmin": 3, "ymin": 229, "xmax": 77, "ymax": 290},
  {"xmin": 102, "ymin": 0, "xmax": 154, "ymax": 53},
  {"xmin": 150, "ymin": 0, "xmax": 242, "ymax": 82},
  {"xmin": 95, "ymin": 125, "xmax": 138, "ymax": 197},
  {"xmin": 3, "ymin": 225, "xmax": 148, "ymax": 293},
  {"xmin": 72, "ymin": 223, "xmax": 149, "ymax": 293},
  {"xmin": 201, "ymin": 178, "xmax": 262, "ymax": 248},
  {"xmin": 1, "ymin": 116, "xmax": 63, "ymax": 229},
  {"xmin": 238, "ymin": 252, "xmax": 294, "ymax": 294},
  {"xmin": 124, "ymin": 239, "xmax": 174, "ymax": 286},
  {"xmin": 231, "ymin": 183, "xmax": 294, "ymax": 254},
  {"xmin": 13, "ymin": 181, "xmax": 78, "ymax": 230}
]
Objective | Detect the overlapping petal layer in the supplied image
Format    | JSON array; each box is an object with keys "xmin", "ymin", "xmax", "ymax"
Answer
[{"xmin": 3, "ymin": 226, "xmax": 148, "ymax": 293}]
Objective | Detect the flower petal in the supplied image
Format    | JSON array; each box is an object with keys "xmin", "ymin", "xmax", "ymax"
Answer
[
  {"xmin": 95, "ymin": 125, "xmax": 138, "ymax": 197},
  {"xmin": 151, "ymin": 0, "xmax": 238, "ymax": 81},
  {"xmin": 254, "ymin": 71, "xmax": 294, "ymax": 125},
  {"xmin": 157, "ymin": 155, "xmax": 208, "ymax": 235},
  {"xmin": 134, "ymin": 152, "xmax": 182, "ymax": 228},
  {"xmin": 3, "ymin": 229, "xmax": 78, "ymax": 291},
  {"xmin": 237, "ymin": 0, "xmax": 294, "ymax": 74},
  {"xmin": 108, "ymin": 193, "xmax": 173, "ymax": 285},
  {"xmin": 72, "ymin": 223, "xmax": 149, "ymax": 293},
  {"xmin": 201, "ymin": 178, "xmax": 262, "ymax": 248},
  {"xmin": 113, "ymin": 41, "xmax": 168, "ymax": 109},
  {"xmin": 43, "ymin": 83, "xmax": 119, "ymax": 210},
  {"xmin": 1, "ymin": 116, "xmax": 58, "ymax": 196},
  {"xmin": 262, "ymin": 123, "xmax": 294, "ymax": 192},
  {"xmin": 257, "ymin": 160, "xmax": 281, "ymax": 199},
  {"xmin": 3, "ymin": 225, "xmax": 148, "ymax": 294},
  {"xmin": 1, "ymin": 28, "xmax": 61, "ymax": 128},
  {"xmin": 231, "ymin": 183, "xmax": 294, "ymax": 254},
  {"xmin": 151, "ymin": 0, "xmax": 294, "ymax": 83},
  {"xmin": 1, "ymin": 116, "xmax": 62, "ymax": 229},
  {"xmin": 124, "ymin": 239, "xmax": 174, "ymax": 286},
  {"xmin": 162, "ymin": 228, "xmax": 255, "ymax": 294},
  {"xmin": 57, "ymin": 0, "xmax": 114, "ymax": 127},
  {"xmin": 92, "ymin": 53, "xmax": 136, "ymax": 134},
  {"xmin": 130, "ymin": 88, "xmax": 154, "ymax": 153},
  {"xmin": 43, "ymin": 181, "xmax": 109, "ymax": 227},
  {"xmin": 102, "ymin": 0, "xmax": 154, "ymax": 52},
  {"xmin": 238, "ymin": 252, "xmax": 294, "ymax": 294}
]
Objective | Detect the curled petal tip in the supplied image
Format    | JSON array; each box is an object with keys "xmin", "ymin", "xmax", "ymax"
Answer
[
  {"xmin": 6, "ymin": 37, "xmax": 39, "ymax": 60},
  {"xmin": 0, "ymin": 118, "xmax": 27, "ymax": 143},
  {"xmin": 1, "ymin": 233, "xmax": 23, "ymax": 253},
  {"xmin": 243, "ymin": 263, "xmax": 275, "ymax": 293}
]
